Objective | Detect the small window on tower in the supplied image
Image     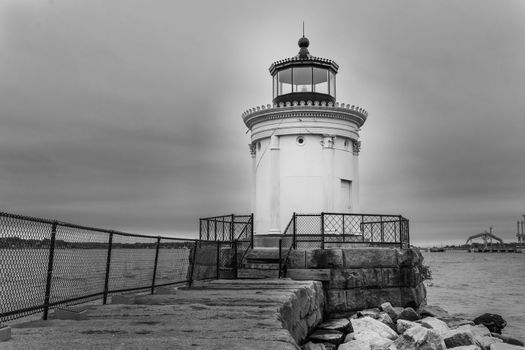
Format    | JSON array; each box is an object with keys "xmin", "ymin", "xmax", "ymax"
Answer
[{"xmin": 296, "ymin": 136, "xmax": 305, "ymax": 146}]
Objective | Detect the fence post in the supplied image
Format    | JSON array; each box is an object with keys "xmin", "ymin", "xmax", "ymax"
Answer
[
  {"xmin": 278, "ymin": 239, "xmax": 282, "ymax": 278},
  {"xmin": 188, "ymin": 240, "xmax": 198, "ymax": 288},
  {"xmin": 292, "ymin": 212, "xmax": 297, "ymax": 249},
  {"xmin": 361, "ymin": 215, "xmax": 365, "ymax": 243},
  {"xmin": 102, "ymin": 231, "xmax": 114, "ymax": 304},
  {"xmin": 380, "ymin": 216, "xmax": 384, "ymax": 243},
  {"xmin": 250, "ymin": 213, "xmax": 254, "ymax": 248},
  {"xmin": 151, "ymin": 236, "xmax": 161, "ymax": 295},
  {"xmin": 407, "ymin": 219, "xmax": 410, "ymax": 248},
  {"xmin": 233, "ymin": 240, "xmax": 238, "ymax": 279},
  {"xmin": 342, "ymin": 214, "xmax": 345, "ymax": 242},
  {"xmin": 216, "ymin": 242, "xmax": 221, "ymax": 279},
  {"xmin": 42, "ymin": 221, "xmax": 58, "ymax": 320},
  {"xmin": 230, "ymin": 214, "xmax": 235, "ymax": 241},
  {"xmin": 321, "ymin": 212, "xmax": 325, "ymax": 250}
]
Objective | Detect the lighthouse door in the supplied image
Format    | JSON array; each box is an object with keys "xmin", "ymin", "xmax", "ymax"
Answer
[{"xmin": 340, "ymin": 179, "xmax": 352, "ymax": 212}]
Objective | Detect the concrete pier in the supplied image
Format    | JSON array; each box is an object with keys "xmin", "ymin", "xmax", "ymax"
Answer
[{"xmin": 6, "ymin": 279, "xmax": 324, "ymax": 350}]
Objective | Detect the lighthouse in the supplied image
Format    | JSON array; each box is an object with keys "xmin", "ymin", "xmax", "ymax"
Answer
[{"xmin": 242, "ymin": 36, "xmax": 368, "ymax": 235}]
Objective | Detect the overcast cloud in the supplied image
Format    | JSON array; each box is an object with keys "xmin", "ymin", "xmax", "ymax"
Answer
[{"xmin": 1, "ymin": 0, "xmax": 524, "ymax": 245}]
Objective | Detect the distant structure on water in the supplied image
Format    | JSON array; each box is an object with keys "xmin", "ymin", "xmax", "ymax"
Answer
[
  {"xmin": 242, "ymin": 35, "xmax": 368, "ymax": 234},
  {"xmin": 517, "ymin": 215, "xmax": 525, "ymax": 245}
]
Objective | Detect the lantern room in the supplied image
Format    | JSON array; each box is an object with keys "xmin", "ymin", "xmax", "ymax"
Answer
[{"xmin": 269, "ymin": 36, "xmax": 338, "ymax": 105}]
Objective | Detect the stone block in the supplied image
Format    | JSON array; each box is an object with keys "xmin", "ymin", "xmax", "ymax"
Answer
[
  {"xmin": 306, "ymin": 249, "xmax": 344, "ymax": 268},
  {"xmin": 397, "ymin": 319, "xmax": 419, "ymax": 334},
  {"xmin": 443, "ymin": 328, "xmax": 476, "ymax": 348},
  {"xmin": 343, "ymin": 248, "xmax": 398, "ymax": 268},
  {"xmin": 394, "ymin": 325, "xmax": 446, "ymax": 350},
  {"xmin": 339, "ymin": 340, "xmax": 370, "ymax": 350},
  {"xmin": 53, "ymin": 307, "xmax": 88, "ymax": 320},
  {"xmin": 397, "ymin": 248, "xmax": 423, "ymax": 267},
  {"xmin": 326, "ymin": 290, "xmax": 347, "ymax": 313},
  {"xmin": 329, "ymin": 269, "xmax": 362, "ymax": 289},
  {"xmin": 363, "ymin": 288, "xmax": 402, "ymax": 309},
  {"xmin": 381, "ymin": 267, "xmax": 401, "ymax": 287},
  {"xmin": 400, "ymin": 283, "xmax": 426, "ymax": 308},
  {"xmin": 361, "ymin": 268, "xmax": 382, "ymax": 287},
  {"xmin": 420, "ymin": 317, "xmax": 450, "ymax": 336},
  {"xmin": 489, "ymin": 343, "xmax": 523, "ymax": 350},
  {"xmin": 317, "ymin": 318, "xmax": 351, "ymax": 333},
  {"xmin": 308, "ymin": 330, "xmax": 345, "ymax": 345},
  {"xmin": 0, "ymin": 326, "xmax": 11, "ymax": 342},
  {"xmin": 287, "ymin": 269, "xmax": 331, "ymax": 281},
  {"xmin": 345, "ymin": 289, "xmax": 367, "ymax": 311},
  {"xmin": 287, "ymin": 250, "xmax": 306, "ymax": 268}
]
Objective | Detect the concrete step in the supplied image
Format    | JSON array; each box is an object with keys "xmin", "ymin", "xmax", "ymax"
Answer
[
  {"xmin": 242, "ymin": 263, "xmax": 280, "ymax": 270},
  {"xmin": 237, "ymin": 268, "xmax": 280, "ymax": 279},
  {"xmin": 244, "ymin": 248, "xmax": 281, "ymax": 262}
]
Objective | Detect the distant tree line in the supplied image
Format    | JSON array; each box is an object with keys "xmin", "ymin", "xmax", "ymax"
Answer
[{"xmin": 0, "ymin": 236, "xmax": 195, "ymax": 249}]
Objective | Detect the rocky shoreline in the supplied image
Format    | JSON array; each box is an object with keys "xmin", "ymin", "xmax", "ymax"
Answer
[{"xmin": 302, "ymin": 303, "xmax": 524, "ymax": 350}]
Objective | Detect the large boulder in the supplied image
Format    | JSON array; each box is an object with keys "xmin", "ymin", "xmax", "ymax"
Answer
[
  {"xmin": 418, "ymin": 305, "xmax": 450, "ymax": 319},
  {"xmin": 353, "ymin": 330, "xmax": 393, "ymax": 349},
  {"xmin": 397, "ymin": 319, "xmax": 419, "ymax": 335},
  {"xmin": 380, "ymin": 302, "xmax": 400, "ymax": 321},
  {"xmin": 491, "ymin": 333, "xmax": 525, "ymax": 347},
  {"xmin": 443, "ymin": 328, "xmax": 476, "ymax": 348},
  {"xmin": 308, "ymin": 330, "xmax": 345, "ymax": 345},
  {"xmin": 420, "ymin": 317, "xmax": 450, "ymax": 336},
  {"xmin": 455, "ymin": 324, "xmax": 503, "ymax": 349},
  {"xmin": 393, "ymin": 325, "xmax": 446, "ymax": 350},
  {"xmin": 473, "ymin": 314, "xmax": 507, "ymax": 334},
  {"xmin": 338, "ymin": 339, "xmax": 371, "ymax": 350},
  {"xmin": 303, "ymin": 342, "xmax": 327, "ymax": 350},
  {"xmin": 317, "ymin": 318, "xmax": 351, "ymax": 333},
  {"xmin": 351, "ymin": 316, "xmax": 398, "ymax": 340},
  {"xmin": 489, "ymin": 344, "xmax": 525, "ymax": 350},
  {"xmin": 397, "ymin": 307, "xmax": 420, "ymax": 321}
]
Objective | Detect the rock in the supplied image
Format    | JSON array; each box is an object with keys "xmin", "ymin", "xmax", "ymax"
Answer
[
  {"xmin": 397, "ymin": 319, "xmax": 419, "ymax": 334},
  {"xmin": 420, "ymin": 317, "xmax": 450, "ymax": 336},
  {"xmin": 490, "ymin": 344, "xmax": 525, "ymax": 350},
  {"xmin": 380, "ymin": 302, "xmax": 400, "ymax": 321},
  {"xmin": 375, "ymin": 313, "xmax": 396, "ymax": 331},
  {"xmin": 353, "ymin": 330, "xmax": 393, "ymax": 349},
  {"xmin": 393, "ymin": 325, "xmax": 446, "ymax": 350},
  {"xmin": 397, "ymin": 307, "xmax": 420, "ymax": 321},
  {"xmin": 338, "ymin": 339, "xmax": 371, "ymax": 350},
  {"xmin": 448, "ymin": 346, "xmax": 481, "ymax": 350},
  {"xmin": 473, "ymin": 314, "xmax": 507, "ymax": 334},
  {"xmin": 303, "ymin": 341, "xmax": 327, "ymax": 350},
  {"xmin": 309, "ymin": 330, "xmax": 345, "ymax": 345},
  {"xmin": 318, "ymin": 318, "xmax": 351, "ymax": 333},
  {"xmin": 418, "ymin": 305, "xmax": 450, "ymax": 319},
  {"xmin": 345, "ymin": 333, "xmax": 355, "ymax": 342},
  {"xmin": 455, "ymin": 324, "xmax": 502, "ymax": 349},
  {"xmin": 440, "ymin": 316, "xmax": 475, "ymax": 329},
  {"xmin": 443, "ymin": 328, "xmax": 476, "ymax": 348},
  {"xmin": 357, "ymin": 308, "xmax": 381, "ymax": 317},
  {"xmin": 491, "ymin": 333, "xmax": 525, "ymax": 347},
  {"xmin": 351, "ymin": 316, "xmax": 398, "ymax": 341}
]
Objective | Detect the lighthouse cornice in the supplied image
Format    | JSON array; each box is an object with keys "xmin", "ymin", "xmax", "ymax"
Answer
[{"xmin": 242, "ymin": 101, "xmax": 368, "ymax": 130}]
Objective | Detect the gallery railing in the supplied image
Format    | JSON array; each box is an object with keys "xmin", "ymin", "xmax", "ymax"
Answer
[
  {"xmin": 279, "ymin": 212, "xmax": 410, "ymax": 277},
  {"xmin": 0, "ymin": 211, "xmax": 196, "ymax": 323}
]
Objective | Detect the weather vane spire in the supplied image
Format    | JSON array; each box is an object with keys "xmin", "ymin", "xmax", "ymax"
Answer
[{"xmin": 302, "ymin": 21, "xmax": 305, "ymax": 37}]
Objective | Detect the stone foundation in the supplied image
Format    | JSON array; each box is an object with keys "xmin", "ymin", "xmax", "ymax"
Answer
[{"xmin": 285, "ymin": 247, "xmax": 427, "ymax": 316}]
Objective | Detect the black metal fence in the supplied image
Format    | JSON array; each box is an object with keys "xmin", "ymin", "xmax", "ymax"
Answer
[
  {"xmin": 199, "ymin": 214, "xmax": 253, "ymax": 243},
  {"xmin": 0, "ymin": 211, "xmax": 195, "ymax": 323},
  {"xmin": 288, "ymin": 212, "xmax": 409, "ymax": 249},
  {"xmin": 279, "ymin": 212, "xmax": 410, "ymax": 277}
]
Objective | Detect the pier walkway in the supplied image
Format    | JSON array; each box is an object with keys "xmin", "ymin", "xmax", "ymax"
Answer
[{"xmin": 5, "ymin": 279, "xmax": 320, "ymax": 350}]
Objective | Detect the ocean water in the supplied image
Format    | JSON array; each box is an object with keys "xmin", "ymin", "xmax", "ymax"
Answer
[{"xmin": 422, "ymin": 250, "xmax": 525, "ymax": 339}]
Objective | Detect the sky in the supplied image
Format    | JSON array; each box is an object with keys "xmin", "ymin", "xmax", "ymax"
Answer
[{"xmin": 0, "ymin": 0, "xmax": 524, "ymax": 246}]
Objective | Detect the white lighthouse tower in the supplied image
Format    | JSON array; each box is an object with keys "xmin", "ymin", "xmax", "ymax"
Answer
[{"xmin": 242, "ymin": 36, "xmax": 368, "ymax": 235}]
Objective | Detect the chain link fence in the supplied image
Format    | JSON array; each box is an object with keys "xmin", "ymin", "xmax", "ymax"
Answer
[{"xmin": 0, "ymin": 212, "xmax": 195, "ymax": 323}]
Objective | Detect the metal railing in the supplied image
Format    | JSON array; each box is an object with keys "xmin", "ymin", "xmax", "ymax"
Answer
[
  {"xmin": 0, "ymin": 211, "xmax": 196, "ymax": 323},
  {"xmin": 278, "ymin": 212, "xmax": 410, "ymax": 277}
]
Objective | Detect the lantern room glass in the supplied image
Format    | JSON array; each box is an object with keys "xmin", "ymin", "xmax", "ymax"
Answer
[{"xmin": 274, "ymin": 67, "xmax": 336, "ymax": 100}]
